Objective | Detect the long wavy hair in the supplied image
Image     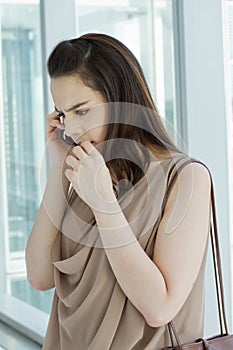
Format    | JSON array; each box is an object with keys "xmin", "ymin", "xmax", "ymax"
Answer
[{"xmin": 47, "ymin": 33, "xmax": 186, "ymax": 198}]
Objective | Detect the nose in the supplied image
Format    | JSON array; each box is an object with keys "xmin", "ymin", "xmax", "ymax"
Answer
[
  {"xmin": 63, "ymin": 115, "xmax": 83, "ymax": 138},
  {"xmin": 64, "ymin": 117, "xmax": 83, "ymax": 138},
  {"xmin": 64, "ymin": 130, "xmax": 82, "ymax": 142}
]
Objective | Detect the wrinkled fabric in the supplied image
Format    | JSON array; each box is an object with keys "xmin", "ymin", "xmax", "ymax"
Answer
[{"xmin": 42, "ymin": 153, "xmax": 209, "ymax": 350}]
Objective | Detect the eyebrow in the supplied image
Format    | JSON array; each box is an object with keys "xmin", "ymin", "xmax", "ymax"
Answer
[{"xmin": 55, "ymin": 100, "xmax": 89, "ymax": 113}]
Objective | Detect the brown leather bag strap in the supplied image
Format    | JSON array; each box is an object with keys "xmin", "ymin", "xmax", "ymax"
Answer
[{"xmin": 162, "ymin": 157, "xmax": 229, "ymax": 345}]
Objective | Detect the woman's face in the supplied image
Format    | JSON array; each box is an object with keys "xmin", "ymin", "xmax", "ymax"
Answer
[{"xmin": 50, "ymin": 76, "xmax": 108, "ymax": 146}]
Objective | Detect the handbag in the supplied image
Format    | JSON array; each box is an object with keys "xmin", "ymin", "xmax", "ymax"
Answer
[{"xmin": 161, "ymin": 157, "xmax": 233, "ymax": 349}]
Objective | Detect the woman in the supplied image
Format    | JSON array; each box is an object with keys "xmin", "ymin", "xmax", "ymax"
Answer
[{"xmin": 26, "ymin": 33, "xmax": 211, "ymax": 349}]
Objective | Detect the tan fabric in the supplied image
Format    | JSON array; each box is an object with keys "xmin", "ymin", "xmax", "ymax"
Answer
[{"xmin": 42, "ymin": 153, "xmax": 209, "ymax": 350}]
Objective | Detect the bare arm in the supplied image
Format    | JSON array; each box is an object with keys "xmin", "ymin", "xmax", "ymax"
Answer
[
  {"xmin": 25, "ymin": 166, "xmax": 70, "ymax": 291},
  {"xmin": 26, "ymin": 110, "xmax": 72, "ymax": 290},
  {"xmin": 93, "ymin": 163, "xmax": 211, "ymax": 327}
]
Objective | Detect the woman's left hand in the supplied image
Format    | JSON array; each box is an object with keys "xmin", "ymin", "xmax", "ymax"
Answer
[{"xmin": 65, "ymin": 141, "xmax": 117, "ymax": 212}]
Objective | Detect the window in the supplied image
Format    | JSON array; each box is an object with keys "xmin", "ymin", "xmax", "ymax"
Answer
[
  {"xmin": 75, "ymin": 0, "xmax": 177, "ymax": 131},
  {"xmin": 0, "ymin": 0, "xmax": 51, "ymax": 339}
]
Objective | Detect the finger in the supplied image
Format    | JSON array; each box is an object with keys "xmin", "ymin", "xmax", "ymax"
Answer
[
  {"xmin": 78, "ymin": 141, "xmax": 96, "ymax": 155},
  {"xmin": 65, "ymin": 169, "xmax": 78, "ymax": 188},
  {"xmin": 45, "ymin": 117, "xmax": 65, "ymax": 139},
  {"xmin": 66, "ymin": 155, "xmax": 79, "ymax": 170},
  {"xmin": 45, "ymin": 110, "xmax": 56, "ymax": 119},
  {"xmin": 45, "ymin": 110, "xmax": 59, "ymax": 122},
  {"xmin": 49, "ymin": 119, "xmax": 61, "ymax": 127},
  {"xmin": 46, "ymin": 111, "xmax": 64, "ymax": 127},
  {"xmin": 82, "ymin": 141, "xmax": 102, "ymax": 160},
  {"xmin": 56, "ymin": 123, "xmax": 65, "ymax": 130},
  {"xmin": 72, "ymin": 144, "xmax": 89, "ymax": 159},
  {"xmin": 45, "ymin": 123, "xmax": 60, "ymax": 142},
  {"xmin": 65, "ymin": 168, "xmax": 75, "ymax": 181}
]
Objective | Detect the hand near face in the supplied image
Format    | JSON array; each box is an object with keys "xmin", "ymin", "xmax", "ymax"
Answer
[
  {"xmin": 45, "ymin": 110, "xmax": 75, "ymax": 170},
  {"xmin": 65, "ymin": 141, "xmax": 117, "ymax": 213}
]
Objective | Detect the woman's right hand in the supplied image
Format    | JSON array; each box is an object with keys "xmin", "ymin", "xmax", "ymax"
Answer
[{"xmin": 45, "ymin": 110, "xmax": 74, "ymax": 170}]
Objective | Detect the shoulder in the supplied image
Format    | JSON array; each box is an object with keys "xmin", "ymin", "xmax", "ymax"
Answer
[
  {"xmin": 169, "ymin": 154, "xmax": 211, "ymax": 184},
  {"xmin": 180, "ymin": 157, "xmax": 211, "ymax": 182},
  {"xmin": 178, "ymin": 159, "xmax": 211, "ymax": 185},
  {"xmin": 165, "ymin": 156, "xmax": 211, "ymax": 212}
]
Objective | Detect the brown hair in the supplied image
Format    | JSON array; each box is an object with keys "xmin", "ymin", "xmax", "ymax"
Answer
[{"xmin": 47, "ymin": 33, "xmax": 185, "ymax": 198}]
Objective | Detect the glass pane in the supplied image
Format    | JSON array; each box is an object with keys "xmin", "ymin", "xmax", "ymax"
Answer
[
  {"xmin": 0, "ymin": 0, "xmax": 53, "ymax": 313},
  {"xmin": 153, "ymin": 0, "xmax": 175, "ymax": 126},
  {"xmin": 75, "ymin": 0, "xmax": 175, "ymax": 125}
]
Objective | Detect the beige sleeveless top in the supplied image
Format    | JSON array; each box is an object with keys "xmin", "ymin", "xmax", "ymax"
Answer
[{"xmin": 42, "ymin": 153, "xmax": 209, "ymax": 350}]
